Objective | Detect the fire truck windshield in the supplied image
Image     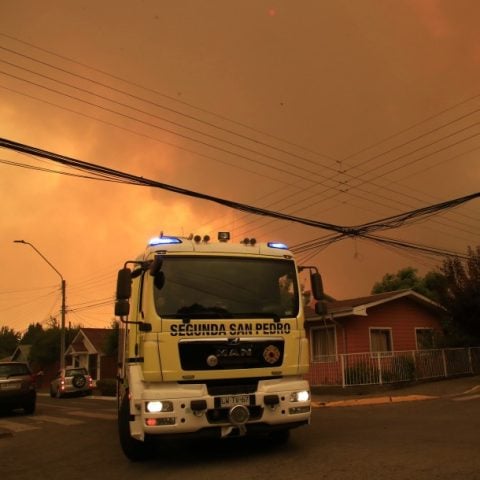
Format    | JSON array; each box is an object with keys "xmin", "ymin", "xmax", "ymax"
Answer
[{"xmin": 152, "ymin": 256, "xmax": 299, "ymax": 319}]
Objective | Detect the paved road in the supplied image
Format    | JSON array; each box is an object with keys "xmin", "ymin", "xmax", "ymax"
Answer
[{"xmin": 0, "ymin": 379, "xmax": 479, "ymax": 480}]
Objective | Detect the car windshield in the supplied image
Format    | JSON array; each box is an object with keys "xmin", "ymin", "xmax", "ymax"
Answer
[
  {"xmin": 66, "ymin": 368, "xmax": 88, "ymax": 376},
  {"xmin": 153, "ymin": 256, "xmax": 299, "ymax": 319},
  {"xmin": 0, "ymin": 363, "xmax": 29, "ymax": 377}
]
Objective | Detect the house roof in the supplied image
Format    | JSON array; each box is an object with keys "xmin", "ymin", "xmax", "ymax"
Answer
[
  {"xmin": 65, "ymin": 328, "xmax": 111, "ymax": 355},
  {"xmin": 10, "ymin": 344, "xmax": 31, "ymax": 361},
  {"xmin": 305, "ymin": 289, "xmax": 445, "ymax": 320},
  {"xmin": 80, "ymin": 328, "xmax": 111, "ymax": 353}
]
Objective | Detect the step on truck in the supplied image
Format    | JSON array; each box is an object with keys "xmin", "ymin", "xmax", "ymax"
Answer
[{"xmin": 115, "ymin": 232, "xmax": 325, "ymax": 461}]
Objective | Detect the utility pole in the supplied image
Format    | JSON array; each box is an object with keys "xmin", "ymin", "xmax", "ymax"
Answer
[{"xmin": 14, "ymin": 240, "xmax": 66, "ymax": 369}]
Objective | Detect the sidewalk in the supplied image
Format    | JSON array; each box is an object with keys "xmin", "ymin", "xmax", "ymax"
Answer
[{"xmin": 311, "ymin": 374, "xmax": 480, "ymax": 407}]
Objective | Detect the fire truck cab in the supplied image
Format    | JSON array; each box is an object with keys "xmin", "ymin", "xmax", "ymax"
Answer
[{"xmin": 115, "ymin": 232, "xmax": 324, "ymax": 461}]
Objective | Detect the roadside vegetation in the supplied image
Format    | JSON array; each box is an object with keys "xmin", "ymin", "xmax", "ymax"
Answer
[{"xmin": 372, "ymin": 245, "xmax": 480, "ymax": 346}]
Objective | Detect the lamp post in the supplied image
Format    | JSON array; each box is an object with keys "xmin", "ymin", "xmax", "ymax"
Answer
[{"xmin": 14, "ymin": 240, "xmax": 66, "ymax": 370}]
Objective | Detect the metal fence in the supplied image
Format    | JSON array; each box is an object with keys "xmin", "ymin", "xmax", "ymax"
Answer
[{"xmin": 308, "ymin": 347, "xmax": 480, "ymax": 387}]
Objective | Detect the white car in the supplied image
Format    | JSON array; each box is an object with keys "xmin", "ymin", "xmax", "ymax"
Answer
[{"xmin": 50, "ymin": 367, "xmax": 93, "ymax": 398}]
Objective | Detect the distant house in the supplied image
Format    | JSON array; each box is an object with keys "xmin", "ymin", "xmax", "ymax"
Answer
[
  {"xmin": 64, "ymin": 328, "xmax": 117, "ymax": 382},
  {"xmin": 305, "ymin": 289, "xmax": 446, "ymax": 386},
  {"xmin": 10, "ymin": 344, "xmax": 31, "ymax": 363}
]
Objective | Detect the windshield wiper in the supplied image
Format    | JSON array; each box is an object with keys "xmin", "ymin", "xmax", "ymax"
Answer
[
  {"xmin": 241, "ymin": 312, "xmax": 281, "ymax": 322},
  {"xmin": 164, "ymin": 304, "xmax": 233, "ymax": 323}
]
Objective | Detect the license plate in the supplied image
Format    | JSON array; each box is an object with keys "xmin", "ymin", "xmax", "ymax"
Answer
[
  {"xmin": 0, "ymin": 382, "xmax": 21, "ymax": 390},
  {"xmin": 219, "ymin": 394, "xmax": 251, "ymax": 408}
]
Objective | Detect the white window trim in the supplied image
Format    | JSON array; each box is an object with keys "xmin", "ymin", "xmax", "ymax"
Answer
[
  {"xmin": 415, "ymin": 327, "xmax": 435, "ymax": 350},
  {"xmin": 369, "ymin": 327, "xmax": 394, "ymax": 357},
  {"xmin": 310, "ymin": 324, "xmax": 337, "ymax": 362}
]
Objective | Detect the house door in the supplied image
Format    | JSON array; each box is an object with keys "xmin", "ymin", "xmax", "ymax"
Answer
[{"xmin": 88, "ymin": 354, "xmax": 98, "ymax": 380}]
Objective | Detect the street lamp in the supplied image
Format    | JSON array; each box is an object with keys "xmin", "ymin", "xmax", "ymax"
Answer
[{"xmin": 14, "ymin": 240, "xmax": 66, "ymax": 369}]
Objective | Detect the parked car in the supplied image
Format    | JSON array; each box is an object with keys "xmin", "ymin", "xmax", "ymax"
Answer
[
  {"xmin": 50, "ymin": 367, "xmax": 93, "ymax": 398},
  {"xmin": 0, "ymin": 361, "xmax": 36, "ymax": 414}
]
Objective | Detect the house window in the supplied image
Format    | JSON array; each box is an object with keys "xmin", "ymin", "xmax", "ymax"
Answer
[
  {"xmin": 370, "ymin": 328, "xmax": 393, "ymax": 356},
  {"xmin": 311, "ymin": 325, "xmax": 336, "ymax": 362},
  {"xmin": 416, "ymin": 328, "xmax": 435, "ymax": 350}
]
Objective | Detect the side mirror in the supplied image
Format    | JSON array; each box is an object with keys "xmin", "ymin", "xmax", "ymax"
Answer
[
  {"xmin": 311, "ymin": 272, "xmax": 324, "ymax": 300},
  {"xmin": 116, "ymin": 268, "xmax": 132, "ymax": 300},
  {"xmin": 149, "ymin": 255, "xmax": 163, "ymax": 276},
  {"xmin": 315, "ymin": 300, "xmax": 328, "ymax": 315},
  {"xmin": 115, "ymin": 299, "xmax": 130, "ymax": 317},
  {"xmin": 154, "ymin": 271, "xmax": 165, "ymax": 290}
]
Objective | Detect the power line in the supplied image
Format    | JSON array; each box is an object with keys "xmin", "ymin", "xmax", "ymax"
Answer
[
  {"xmin": 0, "ymin": 137, "xmax": 348, "ymax": 233},
  {"xmin": 0, "ymin": 68, "xmax": 333, "ymax": 187},
  {"xmin": 0, "ymin": 84, "xmax": 300, "ymax": 189},
  {"xmin": 2, "ymin": 136, "xmax": 479, "ymax": 239},
  {"xmin": 2, "ymin": 35, "xmax": 480, "ymax": 266},
  {"xmin": 2, "ymin": 53, "xmax": 480, "ymax": 241}
]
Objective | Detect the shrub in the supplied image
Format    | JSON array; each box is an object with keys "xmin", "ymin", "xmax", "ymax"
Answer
[
  {"xmin": 381, "ymin": 356, "xmax": 416, "ymax": 383},
  {"xmin": 96, "ymin": 378, "xmax": 117, "ymax": 397},
  {"xmin": 345, "ymin": 362, "xmax": 379, "ymax": 385}
]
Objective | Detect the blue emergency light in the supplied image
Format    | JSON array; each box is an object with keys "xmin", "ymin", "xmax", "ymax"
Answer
[
  {"xmin": 148, "ymin": 236, "xmax": 182, "ymax": 246},
  {"xmin": 267, "ymin": 242, "xmax": 289, "ymax": 250}
]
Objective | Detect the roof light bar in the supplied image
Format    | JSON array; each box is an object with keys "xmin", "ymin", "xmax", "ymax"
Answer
[
  {"xmin": 148, "ymin": 236, "xmax": 182, "ymax": 246},
  {"xmin": 267, "ymin": 242, "xmax": 289, "ymax": 250}
]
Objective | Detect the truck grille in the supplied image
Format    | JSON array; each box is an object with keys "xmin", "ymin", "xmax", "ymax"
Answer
[{"xmin": 179, "ymin": 339, "xmax": 284, "ymax": 371}]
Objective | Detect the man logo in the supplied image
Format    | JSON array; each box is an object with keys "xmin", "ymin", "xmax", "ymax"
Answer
[{"xmin": 206, "ymin": 355, "xmax": 218, "ymax": 367}]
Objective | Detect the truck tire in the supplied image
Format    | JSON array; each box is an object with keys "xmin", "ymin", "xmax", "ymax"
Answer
[{"xmin": 118, "ymin": 394, "xmax": 154, "ymax": 461}]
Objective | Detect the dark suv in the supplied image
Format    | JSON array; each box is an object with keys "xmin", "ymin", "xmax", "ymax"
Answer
[{"xmin": 0, "ymin": 361, "xmax": 37, "ymax": 414}]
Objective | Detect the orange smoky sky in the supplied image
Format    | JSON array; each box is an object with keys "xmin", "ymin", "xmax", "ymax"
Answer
[{"xmin": 1, "ymin": 0, "xmax": 480, "ymax": 333}]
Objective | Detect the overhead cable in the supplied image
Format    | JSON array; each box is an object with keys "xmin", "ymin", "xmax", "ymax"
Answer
[{"xmin": 2, "ymin": 137, "xmax": 479, "ymax": 240}]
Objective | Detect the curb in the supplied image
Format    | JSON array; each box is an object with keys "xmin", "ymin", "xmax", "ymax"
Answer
[
  {"xmin": 313, "ymin": 394, "xmax": 438, "ymax": 408},
  {"xmin": 37, "ymin": 392, "xmax": 116, "ymax": 401}
]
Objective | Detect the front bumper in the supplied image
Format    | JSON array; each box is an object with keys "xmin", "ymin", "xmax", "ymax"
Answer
[{"xmin": 128, "ymin": 377, "xmax": 311, "ymax": 440}]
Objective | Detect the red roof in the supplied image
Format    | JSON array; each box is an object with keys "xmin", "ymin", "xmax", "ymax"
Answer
[
  {"xmin": 73, "ymin": 328, "xmax": 112, "ymax": 354},
  {"xmin": 305, "ymin": 289, "xmax": 444, "ymax": 319}
]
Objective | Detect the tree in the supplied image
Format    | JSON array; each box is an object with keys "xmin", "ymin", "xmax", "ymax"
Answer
[
  {"xmin": 28, "ymin": 320, "xmax": 79, "ymax": 367},
  {"xmin": 0, "ymin": 326, "xmax": 20, "ymax": 359},
  {"xmin": 20, "ymin": 323, "xmax": 44, "ymax": 345},
  {"xmin": 29, "ymin": 326, "xmax": 61, "ymax": 366},
  {"xmin": 371, "ymin": 267, "xmax": 446, "ymax": 303},
  {"xmin": 439, "ymin": 246, "xmax": 480, "ymax": 346}
]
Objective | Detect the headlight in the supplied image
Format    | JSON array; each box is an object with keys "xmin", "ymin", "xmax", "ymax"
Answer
[
  {"xmin": 290, "ymin": 390, "xmax": 310, "ymax": 402},
  {"xmin": 145, "ymin": 400, "xmax": 174, "ymax": 413}
]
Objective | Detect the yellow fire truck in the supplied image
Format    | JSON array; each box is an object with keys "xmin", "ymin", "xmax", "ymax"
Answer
[{"xmin": 115, "ymin": 232, "xmax": 324, "ymax": 460}]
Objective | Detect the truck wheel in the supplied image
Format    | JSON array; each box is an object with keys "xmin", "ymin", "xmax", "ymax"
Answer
[{"xmin": 118, "ymin": 394, "xmax": 154, "ymax": 461}]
